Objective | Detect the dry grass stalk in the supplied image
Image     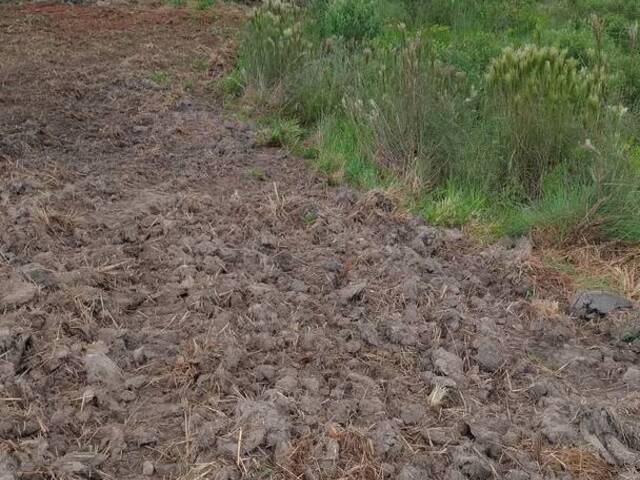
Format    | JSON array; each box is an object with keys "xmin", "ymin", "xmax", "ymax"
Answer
[{"xmin": 545, "ymin": 447, "xmax": 613, "ymax": 480}]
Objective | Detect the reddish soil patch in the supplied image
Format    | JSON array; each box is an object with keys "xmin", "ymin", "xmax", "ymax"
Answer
[{"xmin": 1, "ymin": 2, "xmax": 639, "ymax": 480}]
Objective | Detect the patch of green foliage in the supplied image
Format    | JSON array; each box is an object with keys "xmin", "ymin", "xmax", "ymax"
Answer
[
  {"xmin": 235, "ymin": 0, "xmax": 640, "ymax": 242},
  {"xmin": 195, "ymin": 0, "xmax": 214, "ymax": 10},
  {"xmin": 256, "ymin": 117, "xmax": 304, "ymax": 148},
  {"xmin": 150, "ymin": 71, "xmax": 171, "ymax": 87}
]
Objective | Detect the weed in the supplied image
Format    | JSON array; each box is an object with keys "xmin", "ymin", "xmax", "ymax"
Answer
[
  {"xmin": 302, "ymin": 211, "xmax": 318, "ymax": 225},
  {"xmin": 428, "ymin": 385, "xmax": 448, "ymax": 408},
  {"xmin": 348, "ymin": 30, "xmax": 469, "ymax": 186},
  {"xmin": 218, "ymin": 70, "xmax": 244, "ymax": 97},
  {"xmin": 151, "ymin": 71, "xmax": 171, "ymax": 87},
  {"xmin": 195, "ymin": 0, "xmax": 214, "ymax": 10},
  {"xmin": 256, "ymin": 117, "xmax": 304, "ymax": 148},
  {"xmin": 238, "ymin": 0, "xmax": 306, "ymax": 90},
  {"xmin": 191, "ymin": 58, "xmax": 209, "ymax": 73},
  {"xmin": 248, "ymin": 167, "xmax": 266, "ymax": 181},
  {"xmin": 167, "ymin": 0, "xmax": 185, "ymax": 7}
]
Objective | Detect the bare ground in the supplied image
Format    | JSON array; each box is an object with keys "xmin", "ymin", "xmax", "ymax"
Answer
[{"xmin": 1, "ymin": 3, "xmax": 640, "ymax": 480}]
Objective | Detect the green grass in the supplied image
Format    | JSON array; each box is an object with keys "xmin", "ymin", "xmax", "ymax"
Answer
[
  {"xmin": 256, "ymin": 117, "xmax": 304, "ymax": 148},
  {"xmin": 247, "ymin": 167, "xmax": 267, "ymax": 181},
  {"xmin": 195, "ymin": 0, "xmax": 214, "ymax": 10},
  {"xmin": 235, "ymin": 0, "xmax": 640, "ymax": 243},
  {"xmin": 150, "ymin": 71, "xmax": 171, "ymax": 87}
]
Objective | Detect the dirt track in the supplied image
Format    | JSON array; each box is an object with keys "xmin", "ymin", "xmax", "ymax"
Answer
[{"xmin": 1, "ymin": 3, "xmax": 640, "ymax": 480}]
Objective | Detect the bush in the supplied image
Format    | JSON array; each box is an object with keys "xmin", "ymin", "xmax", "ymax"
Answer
[
  {"xmin": 321, "ymin": 0, "xmax": 383, "ymax": 41},
  {"xmin": 347, "ymin": 30, "xmax": 469, "ymax": 186},
  {"xmin": 485, "ymin": 45, "xmax": 607, "ymax": 197},
  {"xmin": 238, "ymin": 0, "xmax": 307, "ymax": 89}
]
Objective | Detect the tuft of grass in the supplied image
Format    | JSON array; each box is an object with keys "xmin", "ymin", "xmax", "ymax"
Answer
[
  {"xmin": 247, "ymin": 167, "xmax": 266, "ymax": 181},
  {"xmin": 320, "ymin": 0, "xmax": 384, "ymax": 42},
  {"xmin": 195, "ymin": 0, "xmax": 214, "ymax": 10},
  {"xmin": 302, "ymin": 211, "xmax": 318, "ymax": 225},
  {"xmin": 218, "ymin": 70, "xmax": 245, "ymax": 97},
  {"xmin": 256, "ymin": 117, "xmax": 304, "ymax": 148},
  {"xmin": 315, "ymin": 116, "xmax": 384, "ymax": 189},
  {"xmin": 428, "ymin": 385, "xmax": 448, "ymax": 408},
  {"xmin": 150, "ymin": 71, "xmax": 171, "ymax": 87},
  {"xmin": 191, "ymin": 58, "xmax": 209, "ymax": 73}
]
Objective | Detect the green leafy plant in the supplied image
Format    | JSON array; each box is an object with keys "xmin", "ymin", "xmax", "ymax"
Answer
[{"xmin": 322, "ymin": 0, "xmax": 383, "ymax": 41}]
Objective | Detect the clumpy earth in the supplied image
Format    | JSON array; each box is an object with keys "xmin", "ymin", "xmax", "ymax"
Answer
[{"xmin": 1, "ymin": 3, "xmax": 640, "ymax": 480}]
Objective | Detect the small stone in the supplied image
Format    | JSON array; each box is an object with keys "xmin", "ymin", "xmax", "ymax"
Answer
[
  {"xmin": 623, "ymin": 367, "xmax": 640, "ymax": 388},
  {"xmin": 335, "ymin": 188, "xmax": 357, "ymax": 206},
  {"xmin": 322, "ymin": 257, "xmax": 343, "ymax": 272},
  {"xmin": 475, "ymin": 337, "xmax": 504, "ymax": 372},
  {"xmin": 398, "ymin": 465, "xmax": 429, "ymax": 480},
  {"xmin": 142, "ymin": 460, "xmax": 154, "ymax": 476},
  {"xmin": 400, "ymin": 403, "xmax": 426, "ymax": 425},
  {"xmin": 84, "ymin": 349, "xmax": 123, "ymax": 387},
  {"xmin": 358, "ymin": 321, "xmax": 381, "ymax": 346},
  {"xmin": 260, "ymin": 232, "xmax": 277, "ymax": 247},
  {"xmin": 20, "ymin": 263, "xmax": 57, "ymax": 289}
]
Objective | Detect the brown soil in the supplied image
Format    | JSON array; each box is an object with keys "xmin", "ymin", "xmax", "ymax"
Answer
[{"xmin": 1, "ymin": 3, "xmax": 639, "ymax": 480}]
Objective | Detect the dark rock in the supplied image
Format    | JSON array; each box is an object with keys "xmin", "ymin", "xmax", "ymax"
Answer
[{"xmin": 571, "ymin": 290, "xmax": 633, "ymax": 317}]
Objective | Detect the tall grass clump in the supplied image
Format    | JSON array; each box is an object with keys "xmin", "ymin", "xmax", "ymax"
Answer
[
  {"xmin": 347, "ymin": 29, "xmax": 469, "ymax": 187},
  {"xmin": 320, "ymin": 0, "xmax": 383, "ymax": 41},
  {"xmin": 237, "ymin": 0, "xmax": 306, "ymax": 92},
  {"xmin": 485, "ymin": 45, "xmax": 607, "ymax": 197}
]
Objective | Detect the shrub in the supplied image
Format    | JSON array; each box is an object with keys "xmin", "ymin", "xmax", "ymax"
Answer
[
  {"xmin": 348, "ymin": 30, "xmax": 469, "ymax": 186},
  {"xmin": 321, "ymin": 0, "xmax": 382, "ymax": 41},
  {"xmin": 485, "ymin": 45, "xmax": 607, "ymax": 196},
  {"xmin": 238, "ymin": 0, "xmax": 307, "ymax": 89}
]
